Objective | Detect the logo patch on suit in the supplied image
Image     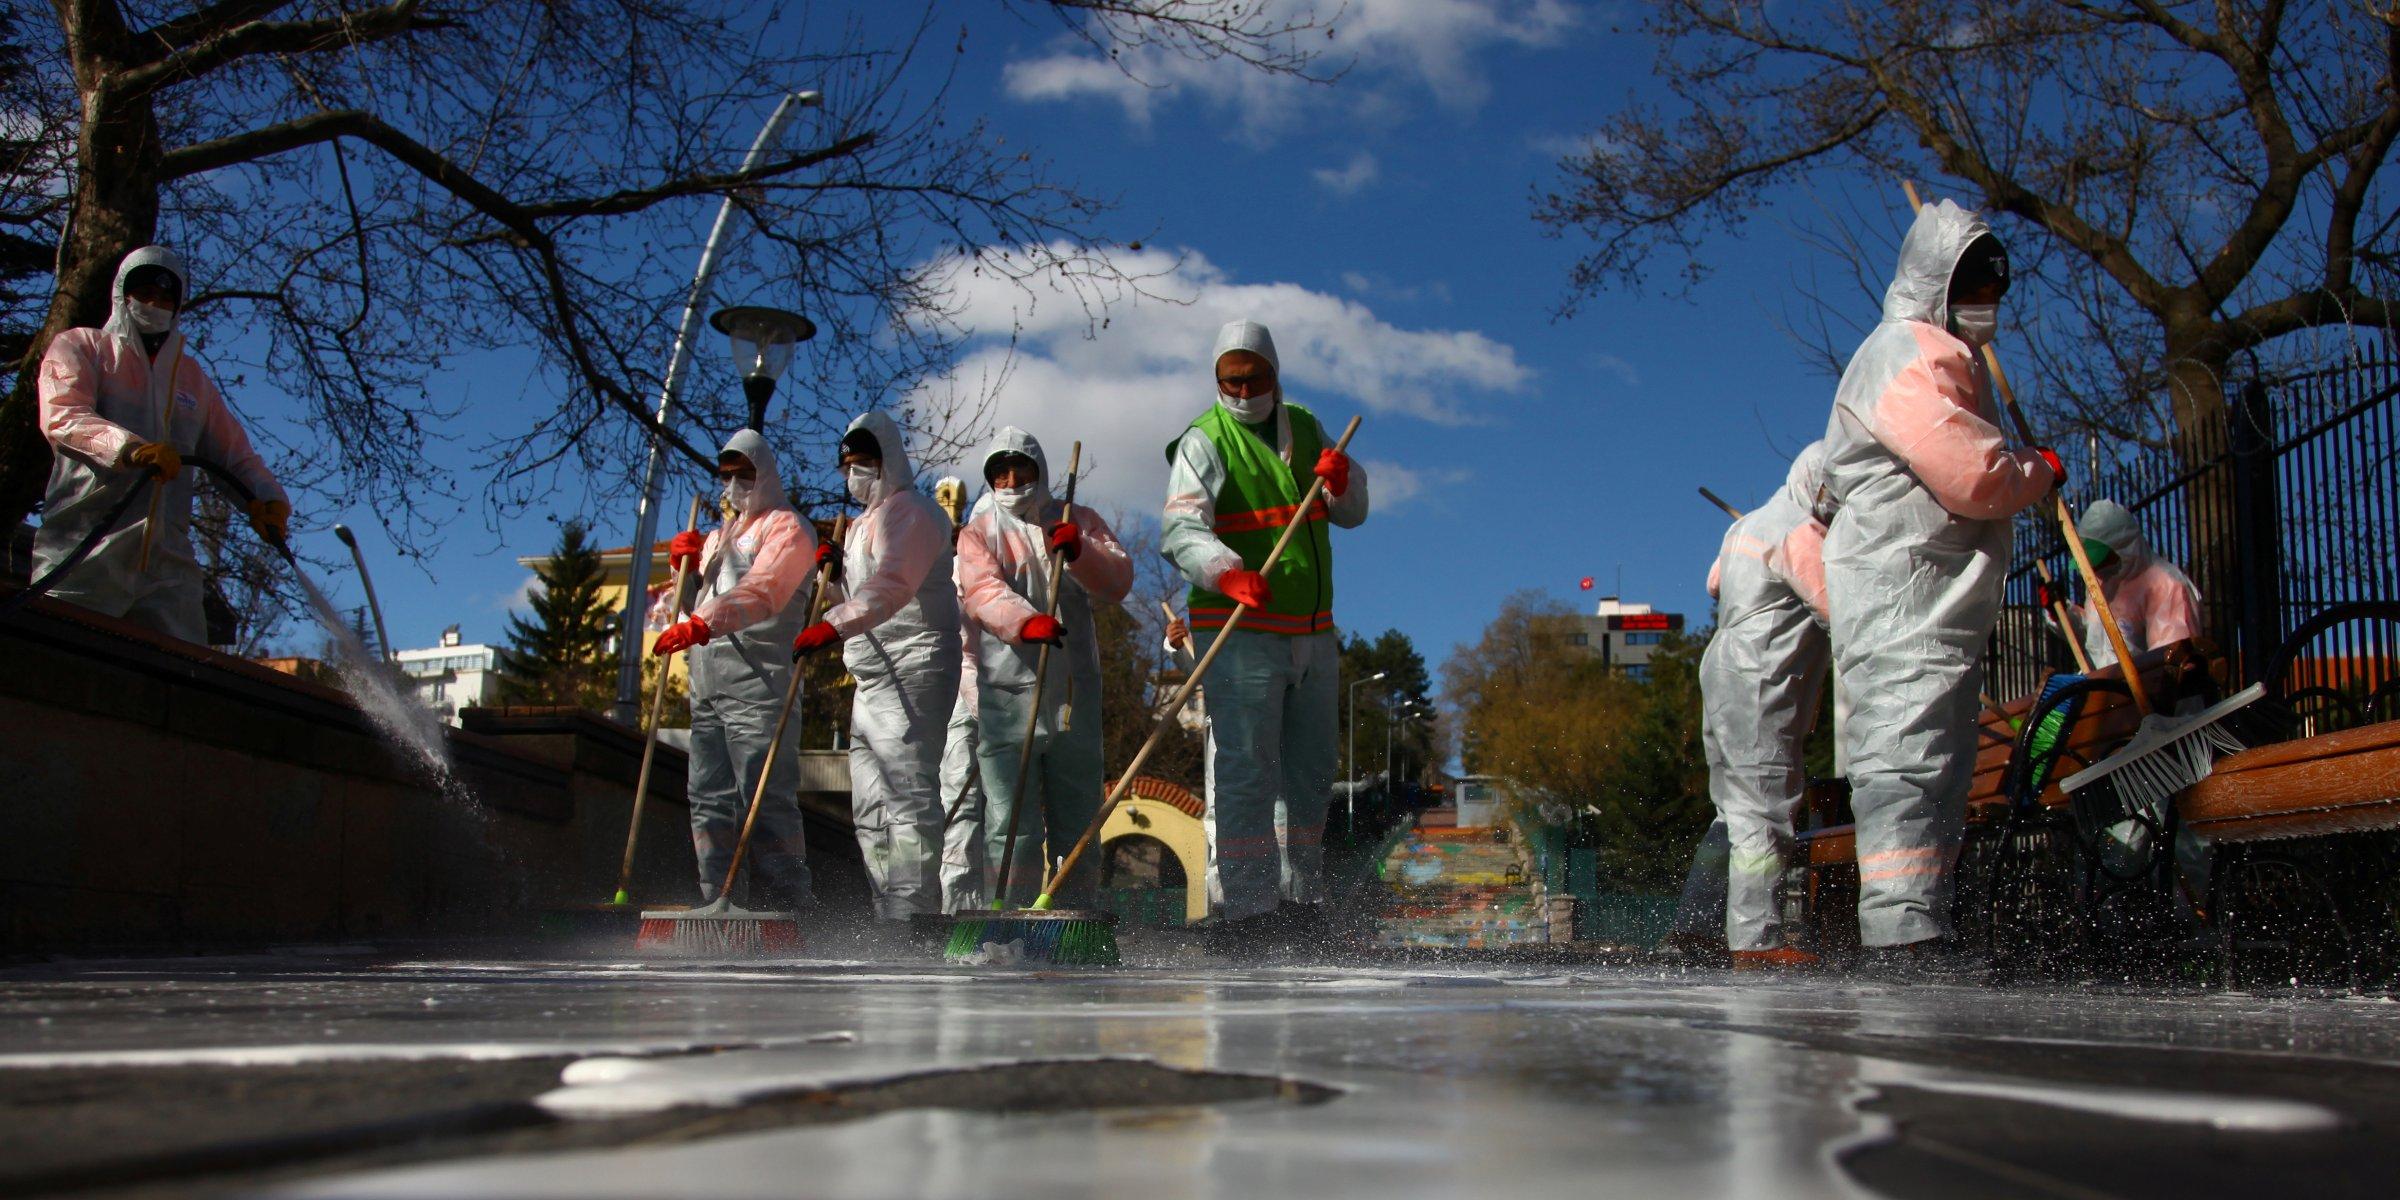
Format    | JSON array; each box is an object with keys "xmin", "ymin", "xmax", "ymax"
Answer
[
  {"xmin": 174, "ymin": 390, "xmax": 197, "ymax": 410},
  {"xmin": 737, "ymin": 533, "xmax": 759, "ymax": 554}
]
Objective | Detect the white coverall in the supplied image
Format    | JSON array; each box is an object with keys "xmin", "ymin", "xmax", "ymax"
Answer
[
  {"xmin": 32, "ymin": 247, "xmax": 286, "ymax": 643},
  {"xmin": 648, "ymin": 429, "xmax": 820, "ymax": 906},
  {"xmin": 825, "ymin": 411, "xmax": 963, "ymax": 919},
  {"xmin": 957, "ymin": 427, "xmax": 1135, "ymax": 907},
  {"xmin": 939, "ymin": 549, "xmax": 988, "ymax": 914},
  {"xmin": 2065, "ymin": 499, "xmax": 2202, "ymax": 670},
  {"xmin": 1700, "ymin": 443, "xmax": 1835, "ymax": 952},
  {"xmin": 1161, "ymin": 320, "xmax": 1369, "ymax": 922},
  {"xmin": 1820, "ymin": 200, "xmax": 2057, "ymax": 947}
]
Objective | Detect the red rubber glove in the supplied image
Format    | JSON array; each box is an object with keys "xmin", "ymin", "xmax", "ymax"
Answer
[
  {"xmin": 1046, "ymin": 520, "xmax": 1082, "ymax": 562},
  {"xmin": 1217, "ymin": 568, "xmax": 1272, "ymax": 609},
  {"xmin": 814, "ymin": 541, "xmax": 843, "ymax": 584},
  {"xmin": 1313, "ymin": 448, "xmax": 1351, "ymax": 497},
  {"xmin": 2035, "ymin": 581, "xmax": 2059, "ymax": 613},
  {"xmin": 790, "ymin": 620, "xmax": 841, "ymax": 660},
  {"xmin": 2033, "ymin": 446, "xmax": 2064, "ymax": 491},
  {"xmin": 652, "ymin": 617, "xmax": 712, "ymax": 657},
  {"xmin": 668, "ymin": 530, "xmax": 705, "ymax": 573},
  {"xmin": 1020, "ymin": 613, "xmax": 1064, "ymax": 645}
]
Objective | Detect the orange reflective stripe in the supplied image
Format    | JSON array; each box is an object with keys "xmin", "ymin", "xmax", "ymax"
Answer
[
  {"xmin": 1189, "ymin": 605, "xmax": 1333, "ymax": 634},
  {"xmin": 1213, "ymin": 498, "xmax": 1328, "ymax": 535}
]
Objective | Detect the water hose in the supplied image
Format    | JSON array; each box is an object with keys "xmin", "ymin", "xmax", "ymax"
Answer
[{"xmin": 1, "ymin": 454, "xmax": 294, "ymax": 619}]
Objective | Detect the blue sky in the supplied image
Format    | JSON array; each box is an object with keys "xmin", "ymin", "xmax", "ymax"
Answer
[{"xmin": 281, "ymin": 2, "xmax": 1869, "ymax": 682}]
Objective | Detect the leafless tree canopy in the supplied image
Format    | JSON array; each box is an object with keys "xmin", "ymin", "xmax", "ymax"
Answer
[
  {"xmin": 1535, "ymin": 1, "xmax": 2398, "ymax": 449},
  {"xmin": 2, "ymin": 1, "xmax": 1324, "ymax": 582}
]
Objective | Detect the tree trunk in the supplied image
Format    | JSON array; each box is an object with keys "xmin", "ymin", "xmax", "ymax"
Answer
[
  {"xmin": 2162, "ymin": 342, "xmax": 2239, "ymax": 648},
  {"xmin": 0, "ymin": 10, "xmax": 160, "ymax": 534}
]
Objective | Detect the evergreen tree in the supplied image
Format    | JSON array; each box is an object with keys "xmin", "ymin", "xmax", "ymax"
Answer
[
  {"xmin": 1339, "ymin": 629, "xmax": 1436, "ymax": 786},
  {"xmin": 500, "ymin": 521, "xmax": 619, "ymax": 710}
]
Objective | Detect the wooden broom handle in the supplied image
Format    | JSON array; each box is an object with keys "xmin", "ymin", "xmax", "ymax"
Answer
[
  {"xmin": 1039, "ymin": 415, "xmax": 1363, "ymax": 899},
  {"xmin": 1902, "ymin": 180, "xmax": 2108, "ymax": 684},
  {"xmin": 613, "ymin": 494, "xmax": 706, "ymax": 899},
  {"xmin": 717, "ymin": 512, "xmax": 847, "ymax": 901},
  {"xmin": 992, "ymin": 442, "xmax": 1083, "ymax": 901}
]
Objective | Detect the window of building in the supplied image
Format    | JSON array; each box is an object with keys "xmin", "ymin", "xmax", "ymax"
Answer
[
  {"xmin": 1624, "ymin": 663, "xmax": 1652, "ymax": 681},
  {"xmin": 1624, "ymin": 632, "xmax": 1662, "ymax": 646},
  {"xmin": 1569, "ymin": 632, "xmax": 1588, "ymax": 646}
]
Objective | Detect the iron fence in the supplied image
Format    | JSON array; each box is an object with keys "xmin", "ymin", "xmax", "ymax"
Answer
[{"xmin": 1985, "ymin": 356, "xmax": 2400, "ymax": 705}]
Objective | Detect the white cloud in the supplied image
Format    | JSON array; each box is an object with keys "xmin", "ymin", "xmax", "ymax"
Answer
[
  {"xmin": 1360, "ymin": 459, "xmax": 1467, "ymax": 510},
  {"xmin": 906, "ymin": 244, "xmax": 1529, "ymax": 517},
  {"xmin": 1311, "ymin": 150, "xmax": 1380, "ymax": 195},
  {"xmin": 1003, "ymin": 1, "xmax": 1579, "ymax": 140},
  {"xmin": 493, "ymin": 574, "xmax": 539, "ymax": 615},
  {"xmin": 1340, "ymin": 270, "xmax": 1451, "ymax": 304}
]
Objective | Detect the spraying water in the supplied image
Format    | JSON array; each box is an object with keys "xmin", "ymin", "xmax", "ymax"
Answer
[{"xmin": 293, "ymin": 568, "xmax": 473, "ymax": 806}]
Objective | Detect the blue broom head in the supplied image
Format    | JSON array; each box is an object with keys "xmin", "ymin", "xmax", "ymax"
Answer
[{"xmin": 943, "ymin": 909, "xmax": 1118, "ymax": 966}]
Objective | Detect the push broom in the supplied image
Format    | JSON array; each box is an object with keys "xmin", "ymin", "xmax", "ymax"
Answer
[
  {"xmin": 944, "ymin": 443, "xmax": 1082, "ymax": 956},
  {"xmin": 606, "ymin": 496, "xmax": 706, "ymax": 909},
  {"xmin": 949, "ymin": 416, "xmax": 1364, "ymax": 966},
  {"xmin": 1900, "ymin": 182, "xmax": 2261, "ymax": 827},
  {"xmin": 637, "ymin": 513, "xmax": 847, "ymax": 955}
]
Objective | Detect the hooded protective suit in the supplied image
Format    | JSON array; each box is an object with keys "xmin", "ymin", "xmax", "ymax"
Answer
[
  {"xmin": 938, "ymin": 610, "xmax": 988, "ymax": 913},
  {"xmin": 1700, "ymin": 443, "xmax": 1835, "ymax": 952},
  {"xmin": 957, "ymin": 428, "xmax": 1135, "ymax": 906},
  {"xmin": 1161, "ymin": 320, "xmax": 1369, "ymax": 922},
  {"xmin": 33, "ymin": 247, "xmax": 287, "ymax": 642},
  {"xmin": 825, "ymin": 411, "xmax": 962, "ymax": 919},
  {"xmin": 1821, "ymin": 200, "xmax": 2057, "ymax": 947},
  {"xmin": 2066, "ymin": 499, "xmax": 2201, "ymax": 670},
  {"xmin": 647, "ymin": 429, "xmax": 819, "ymax": 905}
]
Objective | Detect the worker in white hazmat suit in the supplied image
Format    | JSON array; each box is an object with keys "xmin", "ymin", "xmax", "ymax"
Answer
[
  {"xmin": 2039, "ymin": 498, "xmax": 2203, "ymax": 672},
  {"xmin": 1162, "ymin": 319, "xmax": 1368, "ymax": 942},
  {"xmin": 1820, "ymin": 199, "xmax": 2060, "ymax": 965},
  {"xmin": 648, "ymin": 429, "xmax": 820, "ymax": 907},
  {"xmin": 957, "ymin": 429, "xmax": 1134, "ymax": 905},
  {"xmin": 1701, "ymin": 442, "xmax": 1836, "ymax": 970},
  {"xmin": 790, "ymin": 412, "xmax": 962, "ymax": 920},
  {"xmin": 32, "ymin": 246, "xmax": 289, "ymax": 643},
  {"xmin": 935, "ymin": 482, "xmax": 989, "ymax": 914}
]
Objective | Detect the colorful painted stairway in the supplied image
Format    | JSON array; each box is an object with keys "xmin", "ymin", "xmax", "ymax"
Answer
[{"xmin": 1374, "ymin": 825, "xmax": 1549, "ymax": 949}]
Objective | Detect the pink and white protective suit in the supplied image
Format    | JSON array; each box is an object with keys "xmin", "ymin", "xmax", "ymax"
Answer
[
  {"xmin": 33, "ymin": 246, "xmax": 286, "ymax": 643},
  {"xmin": 1698, "ymin": 443, "xmax": 1835, "ymax": 952},
  {"xmin": 824, "ymin": 411, "xmax": 962, "ymax": 919},
  {"xmin": 647, "ymin": 428, "xmax": 819, "ymax": 905},
  {"xmin": 1820, "ymin": 199, "xmax": 2056, "ymax": 948},
  {"xmin": 939, "ymin": 517, "xmax": 989, "ymax": 914},
  {"xmin": 2064, "ymin": 499, "xmax": 2201, "ymax": 670},
  {"xmin": 956, "ymin": 427, "xmax": 1134, "ymax": 906}
]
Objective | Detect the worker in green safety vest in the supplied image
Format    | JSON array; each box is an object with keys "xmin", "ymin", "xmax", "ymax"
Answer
[{"xmin": 1161, "ymin": 318, "xmax": 1370, "ymax": 951}]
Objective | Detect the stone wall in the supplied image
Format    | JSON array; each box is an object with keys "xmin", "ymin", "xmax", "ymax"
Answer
[{"xmin": 0, "ymin": 593, "xmax": 865, "ymax": 955}]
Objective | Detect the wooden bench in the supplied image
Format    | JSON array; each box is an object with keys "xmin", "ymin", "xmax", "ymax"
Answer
[{"xmin": 2178, "ymin": 718, "xmax": 2400, "ymax": 843}]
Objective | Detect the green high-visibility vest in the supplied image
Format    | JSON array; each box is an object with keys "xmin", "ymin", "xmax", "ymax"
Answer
[{"xmin": 1167, "ymin": 401, "xmax": 1333, "ymax": 636}]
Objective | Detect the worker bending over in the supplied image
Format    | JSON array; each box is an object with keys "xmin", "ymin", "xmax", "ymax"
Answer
[{"xmin": 2040, "ymin": 498, "xmax": 2202, "ymax": 671}]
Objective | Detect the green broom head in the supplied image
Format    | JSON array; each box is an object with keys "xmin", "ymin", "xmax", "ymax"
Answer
[
  {"xmin": 944, "ymin": 909, "xmax": 1118, "ymax": 966},
  {"xmin": 610, "ymin": 888, "xmax": 631, "ymax": 907},
  {"xmin": 942, "ymin": 914, "xmax": 991, "ymax": 961},
  {"xmin": 2018, "ymin": 672, "xmax": 2088, "ymax": 803}
]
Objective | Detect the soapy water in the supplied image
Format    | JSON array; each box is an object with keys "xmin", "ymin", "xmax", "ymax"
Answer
[{"xmin": 294, "ymin": 568, "xmax": 474, "ymax": 809}]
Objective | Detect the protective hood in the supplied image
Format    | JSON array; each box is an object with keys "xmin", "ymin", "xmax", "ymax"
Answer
[
  {"xmin": 1882, "ymin": 199, "xmax": 1991, "ymax": 332},
  {"xmin": 842, "ymin": 410, "xmax": 916, "ymax": 505},
  {"xmin": 2078, "ymin": 498, "xmax": 2150, "ymax": 575},
  {"xmin": 1785, "ymin": 440, "xmax": 1834, "ymax": 523},
  {"xmin": 719, "ymin": 427, "xmax": 791, "ymax": 522},
  {"xmin": 979, "ymin": 426, "xmax": 1053, "ymax": 511},
  {"xmin": 1212, "ymin": 318, "xmax": 1281, "ymax": 421},
  {"xmin": 104, "ymin": 245, "xmax": 188, "ymax": 341}
]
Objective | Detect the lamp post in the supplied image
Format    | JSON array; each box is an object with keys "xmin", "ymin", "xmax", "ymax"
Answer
[
  {"xmin": 1388, "ymin": 700, "xmax": 1432, "ymax": 788},
  {"xmin": 610, "ymin": 88, "xmax": 822, "ymax": 726},
  {"xmin": 1346, "ymin": 671, "xmax": 1387, "ymax": 785},
  {"xmin": 712, "ymin": 305, "xmax": 817, "ymax": 431}
]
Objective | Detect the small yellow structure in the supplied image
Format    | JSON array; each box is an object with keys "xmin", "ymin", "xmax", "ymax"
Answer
[{"xmin": 1099, "ymin": 775, "xmax": 1211, "ymax": 924}]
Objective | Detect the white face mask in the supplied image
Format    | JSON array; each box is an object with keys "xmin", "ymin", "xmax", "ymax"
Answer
[
  {"xmin": 721, "ymin": 478, "xmax": 754, "ymax": 513},
  {"xmin": 1950, "ymin": 303, "xmax": 1999, "ymax": 346},
  {"xmin": 128, "ymin": 300, "xmax": 177, "ymax": 335},
  {"xmin": 1217, "ymin": 389, "xmax": 1276, "ymax": 424},
  {"xmin": 992, "ymin": 483, "xmax": 1040, "ymax": 519},
  {"xmin": 845, "ymin": 464, "xmax": 882, "ymax": 506}
]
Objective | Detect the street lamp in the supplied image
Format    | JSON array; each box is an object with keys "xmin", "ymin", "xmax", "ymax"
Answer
[
  {"xmin": 1388, "ymin": 700, "xmax": 1433, "ymax": 787},
  {"xmin": 712, "ymin": 304, "xmax": 816, "ymax": 431},
  {"xmin": 1346, "ymin": 671, "xmax": 1388, "ymax": 786}
]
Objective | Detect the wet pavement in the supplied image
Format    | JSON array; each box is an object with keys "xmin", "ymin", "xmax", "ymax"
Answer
[{"xmin": 3, "ymin": 944, "xmax": 2399, "ymax": 1198}]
